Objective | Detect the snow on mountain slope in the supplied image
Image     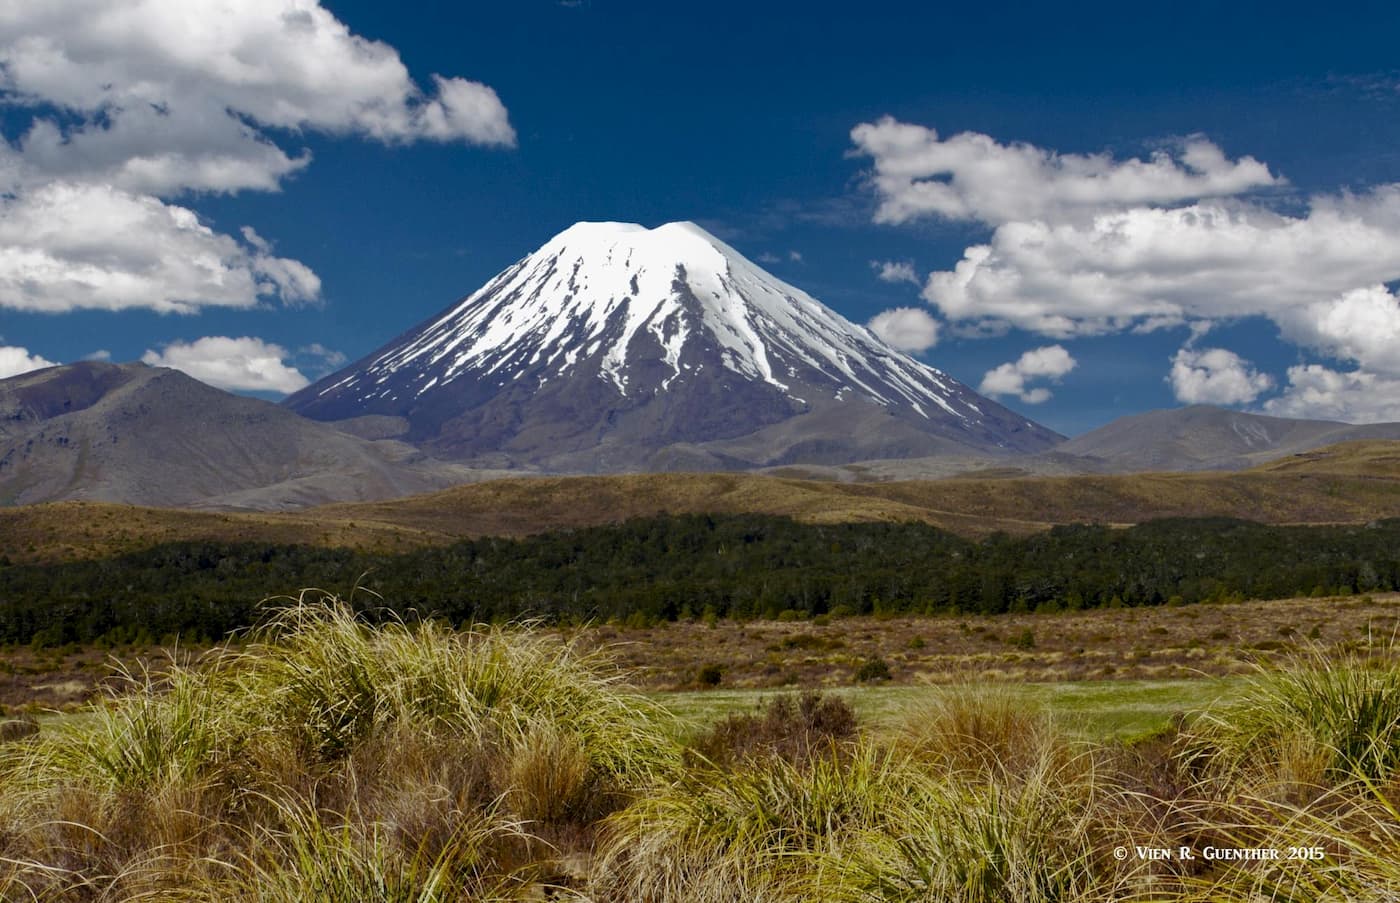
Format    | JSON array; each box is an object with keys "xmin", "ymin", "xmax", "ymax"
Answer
[{"xmin": 286, "ymin": 222, "xmax": 1062, "ymax": 471}]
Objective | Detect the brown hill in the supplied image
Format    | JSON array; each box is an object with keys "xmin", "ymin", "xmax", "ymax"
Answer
[
  {"xmin": 4, "ymin": 440, "xmax": 1397, "ymax": 565},
  {"xmin": 0, "ymin": 501, "xmax": 442, "ymax": 565},
  {"xmin": 314, "ymin": 439, "xmax": 1400, "ymax": 539}
]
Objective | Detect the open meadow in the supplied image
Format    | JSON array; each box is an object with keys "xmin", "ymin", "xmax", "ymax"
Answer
[{"xmin": 5, "ymin": 591, "xmax": 1397, "ymax": 715}]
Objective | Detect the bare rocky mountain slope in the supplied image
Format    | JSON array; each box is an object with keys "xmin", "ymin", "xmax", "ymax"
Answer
[
  {"xmin": 0, "ymin": 361, "xmax": 487, "ymax": 509},
  {"xmin": 1059, "ymin": 405, "xmax": 1400, "ymax": 472}
]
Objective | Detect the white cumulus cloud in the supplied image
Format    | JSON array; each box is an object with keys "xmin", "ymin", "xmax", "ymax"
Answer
[
  {"xmin": 979, "ymin": 345, "xmax": 1076, "ymax": 404},
  {"xmin": 142, "ymin": 335, "xmax": 310, "ymax": 394},
  {"xmin": 850, "ymin": 117, "xmax": 1277, "ymax": 226},
  {"xmin": 0, "ymin": 182, "xmax": 319, "ymax": 313},
  {"xmin": 1168, "ymin": 347, "xmax": 1273, "ymax": 405},
  {"xmin": 920, "ymin": 191, "xmax": 1400, "ymax": 339},
  {"xmin": 0, "ymin": 0, "xmax": 514, "ymax": 315},
  {"xmin": 867, "ymin": 307, "xmax": 940, "ymax": 353},
  {"xmin": 870, "ymin": 260, "xmax": 920, "ymax": 285},
  {"xmin": 0, "ymin": 345, "xmax": 59, "ymax": 379},
  {"xmin": 1277, "ymin": 285, "xmax": 1400, "ymax": 377},
  {"xmin": 1264, "ymin": 365, "xmax": 1400, "ymax": 423},
  {"xmin": 0, "ymin": 1, "xmax": 515, "ymax": 170}
]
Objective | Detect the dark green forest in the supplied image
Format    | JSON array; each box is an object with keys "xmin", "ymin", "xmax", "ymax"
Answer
[{"xmin": 3, "ymin": 515, "xmax": 1399, "ymax": 646}]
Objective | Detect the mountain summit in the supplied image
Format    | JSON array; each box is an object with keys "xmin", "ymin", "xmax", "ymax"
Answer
[{"xmin": 286, "ymin": 221, "xmax": 1062, "ymax": 470}]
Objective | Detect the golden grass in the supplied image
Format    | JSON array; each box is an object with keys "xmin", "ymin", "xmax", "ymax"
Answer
[
  {"xmin": 5, "ymin": 439, "xmax": 1399, "ymax": 565},
  {"xmin": 6, "ymin": 600, "xmax": 1400, "ymax": 900},
  {"xmin": 0, "ymin": 595, "xmax": 675, "ymax": 900},
  {"xmin": 0, "ymin": 500, "xmax": 445, "ymax": 565},
  {"xmin": 312, "ymin": 442, "xmax": 1400, "ymax": 542}
]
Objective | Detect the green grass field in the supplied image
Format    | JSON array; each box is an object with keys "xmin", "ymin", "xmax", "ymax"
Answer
[{"xmin": 657, "ymin": 676, "xmax": 1248, "ymax": 741}]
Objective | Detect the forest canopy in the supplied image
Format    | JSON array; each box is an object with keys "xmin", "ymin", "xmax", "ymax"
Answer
[{"xmin": 3, "ymin": 515, "xmax": 1398, "ymax": 647}]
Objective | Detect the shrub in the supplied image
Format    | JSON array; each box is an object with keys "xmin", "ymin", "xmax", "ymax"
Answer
[
  {"xmin": 855, "ymin": 658, "xmax": 891, "ymax": 683},
  {"xmin": 691, "ymin": 692, "xmax": 857, "ymax": 768},
  {"xmin": 696, "ymin": 663, "xmax": 723, "ymax": 687}
]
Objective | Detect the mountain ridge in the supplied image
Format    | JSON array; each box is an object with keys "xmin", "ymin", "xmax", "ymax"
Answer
[
  {"xmin": 0, "ymin": 361, "xmax": 493, "ymax": 509},
  {"xmin": 1059, "ymin": 404, "xmax": 1400, "ymax": 472}
]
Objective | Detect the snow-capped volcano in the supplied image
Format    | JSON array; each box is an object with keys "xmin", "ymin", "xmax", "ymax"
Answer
[{"xmin": 285, "ymin": 221, "xmax": 1061, "ymax": 470}]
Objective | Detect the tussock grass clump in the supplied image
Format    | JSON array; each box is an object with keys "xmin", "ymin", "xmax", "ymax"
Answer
[
  {"xmin": 821, "ymin": 692, "xmax": 1141, "ymax": 903},
  {"xmin": 824, "ymin": 753, "xmax": 1134, "ymax": 903},
  {"xmin": 19, "ymin": 661, "xmax": 237, "ymax": 793},
  {"xmin": 233, "ymin": 799, "xmax": 523, "ymax": 903},
  {"xmin": 592, "ymin": 742, "xmax": 910, "ymax": 902},
  {"xmin": 892, "ymin": 683, "xmax": 1066, "ymax": 778},
  {"xmin": 0, "ymin": 594, "xmax": 675, "ymax": 900},
  {"xmin": 596, "ymin": 687, "xmax": 1142, "ymax": 903},
  {"xmin": 237, "ymin": 598, "xmax": 678, "ymax": 785},
  {"xmin": 1185, "ymin": 643, "xmax": 1400, "ymax": 791},
  {"xmin": 1167, "ymin": 644, "xmax": 1400, "ymax": 900},
  {"xmin": 1160, "ymin": 778, "xmax": 1400, "ymax": 903}
]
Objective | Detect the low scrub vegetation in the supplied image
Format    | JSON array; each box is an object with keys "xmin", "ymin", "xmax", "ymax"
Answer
[{"xmin": 3, "ymin": 599, "xmax": 1400, "ymax": 900}]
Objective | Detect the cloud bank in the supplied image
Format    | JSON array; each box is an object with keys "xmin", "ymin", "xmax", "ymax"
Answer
[
  {"xmin": 850, "ymin": 117, "xmax": 1277, "ymax": 227},
  {"xmin": 0, "ymin": 0, "xmax": 514, "ymax": 315},
  {"xmin": 853, "ymin": 118, "xmax": 1400, "ymax": 421}
]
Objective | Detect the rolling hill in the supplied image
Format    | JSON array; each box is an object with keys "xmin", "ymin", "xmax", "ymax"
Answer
[
  {"xmin": 0, "ymin": 361, "xmax": 494, "ymax": 509},
  {"xmin": 1058, "ymin": 405, "xmax": 1400, "ymax": 471},
  {"xmin": 4, "ymin": 439, "xmax": 1397, "ymax": 565}
]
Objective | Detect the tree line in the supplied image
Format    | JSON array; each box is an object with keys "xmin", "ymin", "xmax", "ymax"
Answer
[{"xmin": 2, "ymin": 514, "xmax": 1399, "ymax": 646}]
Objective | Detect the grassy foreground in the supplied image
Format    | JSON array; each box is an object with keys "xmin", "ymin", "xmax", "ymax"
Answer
[{"xmin": 4, "ymin": 597, "xmax": 1400, "ymax": 900}]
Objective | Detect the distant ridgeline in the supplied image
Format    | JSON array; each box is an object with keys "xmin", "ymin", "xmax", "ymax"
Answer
[{"xmin": 3, "ymin": 515, "xmax": 1400, "ymax": 646}]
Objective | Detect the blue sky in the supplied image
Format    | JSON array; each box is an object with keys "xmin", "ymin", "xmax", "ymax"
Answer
[{"xmin": 4, "ymin": 1, "xmax": 1400, "ymax": 435}]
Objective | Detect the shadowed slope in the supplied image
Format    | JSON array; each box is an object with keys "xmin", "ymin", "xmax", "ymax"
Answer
[{"xmin": 0, "ymin": 361, "xmax": 488, "ymax": 509}]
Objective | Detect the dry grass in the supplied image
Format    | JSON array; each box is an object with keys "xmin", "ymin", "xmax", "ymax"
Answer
[
  {"xmin": 0, "ymin": 595, "xmax": 674, "ymax": 900},
  {"xmin": 6, "ymin": 592, "xmax": 1398, "ymax": 713},
  {"xmin": 0, "ymin": 501, "xmax": 443, "ymax": 566},
  {"xmin": 580, "ymin": 591, "xmax": 1400, "ymax": 691},
  {"xmin": 310, "ymin": 440, "xmax": 1400, "ymax": 542},
  {"xmin": 6, "ymin": 600, "xmax": 1400, "ymax": 900},
  {"xmin": 5, "ymin": 439, "xmax": 1399, "ymax": 565}
]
